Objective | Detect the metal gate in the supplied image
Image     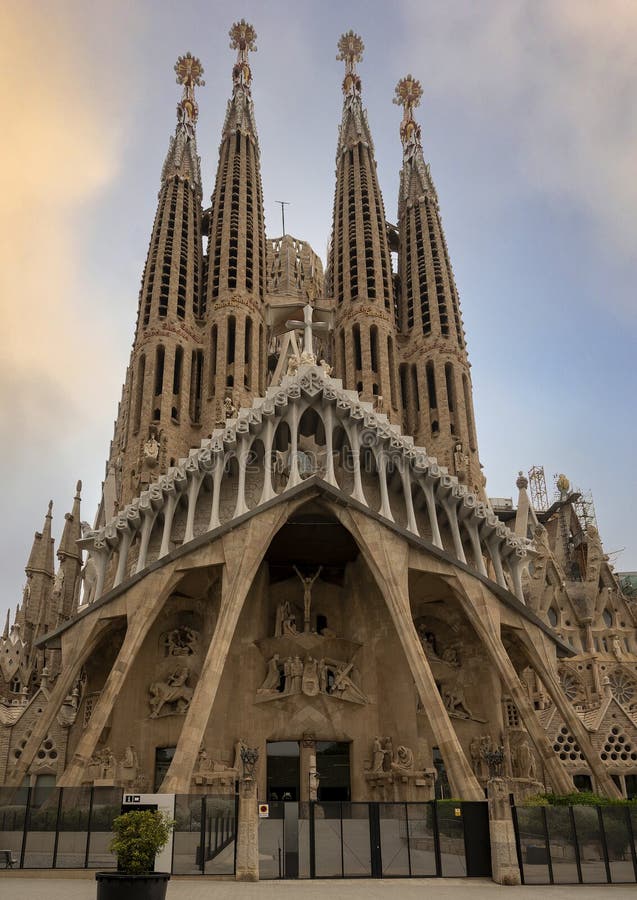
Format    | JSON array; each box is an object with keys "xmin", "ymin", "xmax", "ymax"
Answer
[{"xmin": 258, "ymin": 800, "xmax": 491, "ymax": 878}]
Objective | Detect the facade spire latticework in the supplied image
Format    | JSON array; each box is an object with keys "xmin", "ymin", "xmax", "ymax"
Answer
[
  {"xmin": 394, "ymin": 76, "xmax": 482, "ymax": 495},
  {"xmin": 103, "ymin": 55, "xmax": 207, "ymax": 514},
  {"xmin": 203, "ymin": 20, "xmax": 267, "ymax": 425},
  {"xmin": 328, "ymin": 32, "xmax": 399, "ymax": 419}
]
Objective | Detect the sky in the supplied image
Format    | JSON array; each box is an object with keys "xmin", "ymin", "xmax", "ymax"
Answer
[{"xmin": 0, "ymin": 0, "xmax": 635, "ymax": 629}]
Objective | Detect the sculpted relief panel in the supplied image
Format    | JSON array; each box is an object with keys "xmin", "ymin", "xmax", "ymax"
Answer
[
  {"xmin": 148, "ymin": 624, "xmax": 202, "ymax": 718},
  {"xmin": 255, "ymin": 567, "xmax": 368, "ymax": 706}
]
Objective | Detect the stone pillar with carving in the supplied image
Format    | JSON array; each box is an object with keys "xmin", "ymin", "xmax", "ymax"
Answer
[
  {"xmin": 487, "ymin": 777, "xmax": 521, "ymax": 885},
  {"xmin": 235, "ymin": 745, "xmax": 259, "ymax": 882}
]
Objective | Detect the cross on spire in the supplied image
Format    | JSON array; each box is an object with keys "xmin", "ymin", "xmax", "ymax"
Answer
[
  {"xmin": 230, "ymin": 19, "xmax": 257, "ymax": 90},
  {"xmin": 337, "ymin": 31, "xmax": 364, "ymax": 96},
  {"xmin": 174, "ymin": 52, "xmax": 205, "ymax": 131},
  {"xmin": 394, "ymin": 75, "xmax": 423, "ymax": 148}
]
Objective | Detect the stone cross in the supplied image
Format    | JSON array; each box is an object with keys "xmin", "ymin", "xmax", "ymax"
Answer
[{"xmin": 285, "ymin": 304, "xmax": 327, "ymax": 362}]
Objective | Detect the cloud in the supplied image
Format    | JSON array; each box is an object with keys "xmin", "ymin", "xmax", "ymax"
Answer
[
  {"xmin": 398, "ymin": 0, "xmax": 637, "ymax": 302},
  {"xmin": 0, "ymin": 5, "xmax": 133, "ymax": 439}
]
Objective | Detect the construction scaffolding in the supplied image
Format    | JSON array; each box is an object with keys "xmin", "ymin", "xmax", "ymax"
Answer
[
  {"xmin": 528, "ymin": 465, "xmax": 549, "ymax": 512},
  {"xmin": 573, "ymin": 488, "xmax": 598, "ymax": 533}
]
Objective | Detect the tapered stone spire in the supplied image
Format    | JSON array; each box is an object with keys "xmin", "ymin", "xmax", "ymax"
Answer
[
  {"xmin": 202, "ymin": 20, "xmax": 267, "ymax": 425},
  {"xmin": 103, "ymin": 55, "xmax": 207, "ymax": 514},
  {"xmin": 55, "ymin": 480, "xmax": 84, "ymax": 624},
  {"xmin": 328, "ymin": 33, "xmax": 399, "ymax": 417},
  {"xmin": 394, "ymin": 76, "xmax": 483, "ymax": 494}
]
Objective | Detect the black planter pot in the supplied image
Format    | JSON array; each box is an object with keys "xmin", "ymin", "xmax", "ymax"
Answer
[{"xmin": 95, "ymin": 871, "xmax": 170, "ymax": 900}]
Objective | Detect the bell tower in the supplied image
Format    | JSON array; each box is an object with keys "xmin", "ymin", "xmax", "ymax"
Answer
[
  {"xmin": 395, "ymin": 75, "xmax": 483, "ymax": 494},
  {"xmin": 104, "ymin": 54, "xmax": 206, "ymax": 514},
  {"xmin": 328, "ymin": 32, "xmax": 400, "ymax": 419},
  {"xmin": 202, "ymin": 20, "xmax": 268, "ymax": 428}
]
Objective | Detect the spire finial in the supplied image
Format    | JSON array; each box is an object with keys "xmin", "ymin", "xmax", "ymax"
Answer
[
  {"xmin": 229, "ymin": 20, "xmax": 257, "ymax": 91},
  {"xmin": 47, "ymin": 500, "xmax": 53, "ymax": 518},
  {"xmin": 75, "ymin": 479, "xmax": 82, "ymax": 498},
  {"xmin": 394, "ymin": 75, "xmax": 423, "ymax": 148},
  {"xmin": 174, "ymin": 52, "xmax": 205, "ymax": 131},
  {"xmin": 337, "ymin": 31, "xmax": 364, "ymax": 96}
]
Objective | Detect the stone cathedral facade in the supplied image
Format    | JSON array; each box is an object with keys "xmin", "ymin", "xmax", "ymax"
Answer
[{"xmin": 1, "ymin": 24, "xmax": 636, "ymax": 805}]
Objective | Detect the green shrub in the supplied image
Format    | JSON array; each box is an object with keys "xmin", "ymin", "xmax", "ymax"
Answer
[
  {"xmin": 523, "ymin": 791, "xmax": 637, "ymax": 808},
  {"xmin": 110, "ymin": 810, "xmax": 174, "ymax": 875}
]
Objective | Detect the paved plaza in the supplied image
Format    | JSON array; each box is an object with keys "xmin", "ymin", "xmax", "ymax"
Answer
[{"xmin": 1, "ymin": 875, "xmax": 637, "ymax": 899}]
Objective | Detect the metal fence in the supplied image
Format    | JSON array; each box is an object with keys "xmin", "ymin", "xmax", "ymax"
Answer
[
  {"xmin": 0, "ymin": 786, "xmax": 236, "ymax": 874},
  {"xmin": 512, "ymin": 804, "xmax": 637, "ymax": 884},
  {"xmin": 258, "ymin": 800, "xmax": 491, "ymax": 879}
]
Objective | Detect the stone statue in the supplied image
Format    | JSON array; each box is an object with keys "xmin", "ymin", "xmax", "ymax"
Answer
[
  {"xmin": 383, "ymin": 737, "xmax": 394, "ymax": 772},
  {"xmin": 302, "ymin": 656, "xmax": 320, "ymax": 696},
  {"xmin": 318, "ymin": 658, "xmax": 328, "ymax": 694},
  {"xmin": 293, "ymin": 565, "xmax": 323, "ymax": 633},
  {"xmin": 195, "ymin": 746, "xmax": 212, "ymax": 773},
  {"xmin": 394, "ymin": 745, "xmax": 414, "ymax": 772},
  {"xmin": 299, "ymin": 349, "xmax": 315, "ymax": 366},
  {"xmin": 143, "ymin": 434, "xmax": 160, "ymax": 461},
  {"xmin": 469, "ymin": 736, "xmax": 483, "ymax": 778},
  {"xmin": 149, "ymin": 666, "xmax": 193, "ymax": 718},
  {"xmin": 516, "ymin": 740, "xmax": 536, "ymax": 780},
  {"xmin": 120, "ymin": 745, "xmax": 139, "ymax": 784},
  {"xmin": 233, "ymin": 738, "xmax": 247, "ymax": 773},
  {"xmin": 372, "ymin": 736, "xmax": 385, "ymax": 773},
  {"xmin": 274, "ymin": 599, "xmax": 291, "ymax": 637},
  {"xmin": 441, "ymin": 647, "xmax": 460, "ymax": 667},
  {"xmin": 290, "ymin": 655, "xmax": 304, "ymax": 693},
  {"xmin": 165, "ymin": 626, "xmax": 198, "ymax": 656},
  {"xmin": 611, "ymin": 635, "xmax": 624, "ymax": 660},
  {"xmin": 319, "ymin": 359, "xmax": 333, "ymax": 376},
  {"xmin": 286, "ymin": 354, "xmax": 300, "ymax": 376},
  {"xmin": 443, "ymin": 681, "xmax": 473, "ymax": 719},
  {"xmin": 52, "ymin": 568, "xmax": 65, "ymax": 596},
  {"xmin": 223, "ymin": 396, "xmax": 237, "ymax": 418},
  {"xmin": 330, "ymin": 661, "xmax": 368, "ymax": 704},
  {"xmin": 258, "ymin": 654, "xmax": 281, "ymax": 694},
  {"xmin": 282, "ymin": 612, "xmax": 298, "ymax": 635}
]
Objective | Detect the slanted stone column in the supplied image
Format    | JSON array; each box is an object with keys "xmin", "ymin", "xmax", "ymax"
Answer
[
  {"xmin": 59, "ymin": 568, "xmax": 182, "ymax": 786},
  {"xmin": 451, "ymin": 574, "xmax": 574, "ymax": 795},
  {"xmin": 161, "ymin": 506, "xmax": 288, "ymax": 792},
  {"xmin": 487, "ymin": 778, "xmax": 521, "ymax": 885},
  {"xmin": 341, "ymin": 508, "xmax": 484, "ymax": 801}
]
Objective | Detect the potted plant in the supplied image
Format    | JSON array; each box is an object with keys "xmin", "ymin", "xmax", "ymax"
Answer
[{"xmin": 96, "ymin": 809, "xmax": 174, "ymax": 900}]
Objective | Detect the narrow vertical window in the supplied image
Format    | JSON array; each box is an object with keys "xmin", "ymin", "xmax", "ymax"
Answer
[
  {"xmin": 445, "ymin": 362, "xmax": 456, "ymax": 413},
  {"xmin": 426, "ymin": 362, "xmax": 437, "ymax": 409},
  {"xmin": 133, "ymin": 354, "xmax": 145, "ymax": 434},
  {"xmin": 370, "ymin": 325, "xmax": 379, "ymax": 373},
  {"xmin": 388, "ymin": 336, "xmax": 397, "ymax": 409},
  {"xmin": 244, "ymin": 317, "xmax": 252, "ymax": 389},
  {"xmin": 353, "ymin": 324, "xmax": 362, "ymax": 370},
  {"xmin": 154, "ymin": 346, "xmax": 165, "ymax": 396},
  {"xmin": 173, "ymin": 346, "xmax": 183, "ymax": 395}
]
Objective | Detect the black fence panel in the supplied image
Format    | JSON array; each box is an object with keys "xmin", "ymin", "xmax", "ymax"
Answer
[
  {"xmin": 262, "ymin": 800, "xmax": 489, "ymax": 879},
  {"xmin": 514, "ymin": 803, "xmax": 637, "ymax": 885},
  {"xmin": 0, "ymin": 787, "xmax": 235, "ymax": 875}
]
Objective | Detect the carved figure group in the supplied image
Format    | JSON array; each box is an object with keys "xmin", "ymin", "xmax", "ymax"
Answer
[
  {"xmin": 164, "ymin": 625, "xmax": 198, "ymax": 656},
  {"xmin": 87, "ymin": 746, "xmax": 117, "ymax": 781},
  {"xmin": 149, "ymin": 666, "xmax": 193, "ymax": 717},
  {"xmin": 369, "ymin": 736, "xmax": 415, "ymax": 774},
  {"xmin": 258, "ymin": 654, "xmax": 367, "ymax": 703}
]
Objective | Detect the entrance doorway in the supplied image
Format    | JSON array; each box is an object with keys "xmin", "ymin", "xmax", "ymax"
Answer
[
  {"xmin": 267, "ymin": 741, "xmax": 300, "ymax": 801},
  {"xmin": 316, "ymin": 741, "xmax": 350, "ymax": 801}
]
